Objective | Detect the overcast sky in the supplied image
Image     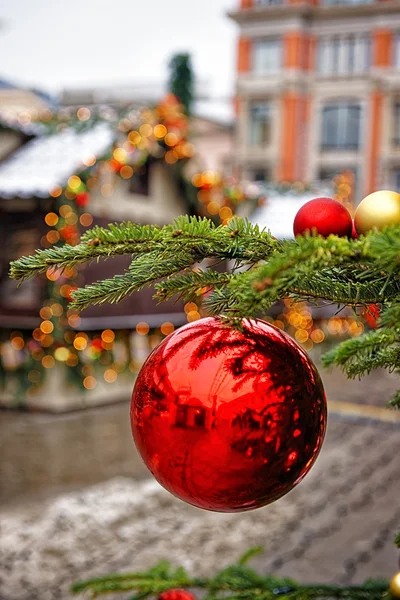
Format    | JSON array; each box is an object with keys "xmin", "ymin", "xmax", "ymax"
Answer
[{"xmin": 0, "ymin": 0, "xmax": 237, "ymax": 98}]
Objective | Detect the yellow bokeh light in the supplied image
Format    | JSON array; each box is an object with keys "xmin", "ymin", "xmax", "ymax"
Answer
[
  {"xmin": 160, "ymin": 322, "xmax": 174, "ymax": 336},
  {"xmin": 120, "ymin": 165, "xmax": 134, "ymax": 179},
  {"xmin": 192, "ymin": 173, "xmax": 203, "ymax": 187},
  {"xmin": 140, "ymin": 124, "xmax": 153, "ymax": 137},
  {"xmin": 165, "ymin": 132, "xmax": 179, "ymax": 146},
  {"xmin": 45, "ymin": 212, "xmax": 59, "ymax": 226},
  {"xmin": 54, "ymin": 347, "xmax": 70, "ymax": 362},
  {"xmin": 59, "ymin": 204, "xmax": 73, "ymax": 218},
  {"xmin": 104, "ymin": 369, "xmax": 117, "ymax": 383},
  {"xmin": 40, "ymin": 306, "xmax": 53, "ymax": 320},
  {"xmin": 219, "ymin": 206, "xmax": 233, "ymax": 220},
  {"xmin": 46, "ymin": 230, "xmax": 60, "ymax": 244},
  {"xmin": 311, "ymin": 329, "xmax": 325, "ymax": 344},
  {"xmin": 11, "ymin": 336, "xmax": 24, "ymax": 350},
  {"xmin": 73, "ymin": 336, "xmax": 88, "ymax": 351},
  {"xmin": 41, "ymin": 335, "xmax": 54, "ymax": 348},
  {"xmin": 182, "ymin": 143, "xmax": 195, "ymax": 157},
  {"xmin": 60, "ymin": 284, "xmax": 71, "ymax": 298},
  {"xmin": 80, "ymin": 213, "xmax": 93, "ymax": 227},
  {"xmin": 128, "ymin": 130, "xmax": 141, "ymax": 144},
  {"xmin": 184, "ymin": 302, "xmax": 197, "ymax": 314},
  {"xmin": 113, "ymin": 147, "xmax": 127, "ymax": 163},
  {"xmin": 66, "ymin": 353, "xmax": 79, "ymax": 367},
  {"xmin": 154, "ymin": 124, "xmax": 167, "ymax": 139},
  {"xmin": 165, "ymin": 151, "xmax": 178, "ymax": 164},
  {"xmin": 203, "ymin": 171, "xmax": 216, "ymax": 185},
  {"xmin": 83, "ymin": 376, "xmax": 97, "ymax": 390},
  {"xmin": 68, "ymin": 315, "xmax": 81, "ymax": 328},
  {"xmin": 49, "ymin": 186, "xmax": 62, "ymax": 198},
  {"xmin": 349, "ymin": 321, "xmax": 364, "ymax": 337},
  {"xmin": 187, "ymin": 310, "xmax": 201, "ymax": 322},
  {"xmin": 295, "ymin": 329, "xmax": 309, "ymax": 344},
  {"xmin": 28, "ymin": 370, "xmax": 41, "ymax": 383},
  {"xmin": 40, "ymin": 320, "xmax": 54, "ymax": 334},
  {"xmin": 83, "ymin": 153, "xmax": 96, "ymax": 167},
  {"xmin": 68, "ymin": 175, "xmax": 81, "ymax": 190},
  {"xmin": 207, "ymin": 201, "xmax": 220, "ymax": 215},
  {"xmin": 65, "ymin": 213, "xmax": 78, "ymax": 225},
  {"xmin": 302, "ymin": 339, "xmax": 313, "ymax": 352},
  {"xmin": 77, "ymin": 107, "xmax": 91, "ymax": 121},
  {"xmin": 64, "ymin": 189, "xmax": 76, "ymax": 201},
  {"xmin": 42, "ymin": 355, "xmax": 55, "ymax": 369},
  {"xmin": 33, "ymin": 328, "xmax": 44, "ymax": 342},
  {"xmin": 51, "ymin": 303, "xmax": 63, "ymax": 317},
  {"xmin": 274, "ymin": 320, "xmax": 285, "ymax": 330},
  {"xmin": 101, "ymin": 329, "xmax": 115, "ymax": 343},
  {"xmin": 136, "ymin": 322, "xmax": 150, "ymax": 336}
]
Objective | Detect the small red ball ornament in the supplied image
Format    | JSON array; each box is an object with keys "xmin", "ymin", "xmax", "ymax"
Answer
[
  {"xmin": 293, "ymin": 197, "xmax": 353, "ymax": 238},
  {"xmin": 158, "ymin": 590, "xmax": 196, "ymax": 600},
  {"xmin": 131, "ymin": 318, "xmax": 327, "ymax": 512}
]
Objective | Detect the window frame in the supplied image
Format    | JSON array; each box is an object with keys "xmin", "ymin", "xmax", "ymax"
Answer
[
  {"xmin": 320, "ymin": 102, "xmax": 362, "ymax": 151},
  {"xmin": 252, "ymin": 38, "xmax": 282, "ymax": 75}
]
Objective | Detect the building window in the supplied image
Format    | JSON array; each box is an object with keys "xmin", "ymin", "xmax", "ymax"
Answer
[
  {"xmin": 250, "ymin": 168, "xmax": 270, "ymax": 182},
  {"xmin": 321, "ymin": 103, "xmax": 361, "ymax": 150},
  {"xmin": 253, "ymin": 39, "xmax": 281, "ymax": 74},
  {"xmin": 395, "ymin": 34, "xmax": 400, "ymax": 68},
  {"xmin": 395, "ymin": 170, "xmax": 400, "ymax": 189},
  {"xmin": 130, "ymin": 163, "xmax": 150, "ymax": 196},
  {"xmin": 317, "ymin": 35, "xmax": 370, "ymax": 76},
  {"xmin": 249, "ymin": 102, "xmax": 271, "ymax": 146},
  {"xmin": 394, "ymin": 104, "xmax": 400, "ymax": 146}
]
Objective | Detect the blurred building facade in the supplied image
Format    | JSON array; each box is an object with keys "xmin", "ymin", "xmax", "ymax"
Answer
[{"xmin": 230, "ymin": 0, "xmax": 400, "ymax": 198}]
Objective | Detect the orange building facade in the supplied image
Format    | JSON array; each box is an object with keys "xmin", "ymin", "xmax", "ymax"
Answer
[{"xmin": 229, "ymin": 0, "xmax": 400, "ymax": 198}]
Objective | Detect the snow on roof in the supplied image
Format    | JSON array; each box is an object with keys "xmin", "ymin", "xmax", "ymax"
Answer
[
  {"xmin": 0, "ymin": 122, "xmax": 115, "ymax": 199},
  {"xmin": 250, "ymin": 186, "xmax": 334, "ymax": 239},
  {"xmin": 192, "ymin": 99, "xmax": 234, "ymax": 127}
]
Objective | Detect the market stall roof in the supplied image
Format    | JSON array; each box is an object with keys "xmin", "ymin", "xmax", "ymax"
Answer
[{"xmin": 0, "ymin": 122, "xmax": 115, "ymax": 199}]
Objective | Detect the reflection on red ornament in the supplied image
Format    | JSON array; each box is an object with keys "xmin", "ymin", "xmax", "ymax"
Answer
[
  {"xmin": 131, "ymin": 317, "xmax": 327, "ymax": 512},
  {"xmin": 351, "ymin": 220, "xmax": 359, "ymax": 239}
]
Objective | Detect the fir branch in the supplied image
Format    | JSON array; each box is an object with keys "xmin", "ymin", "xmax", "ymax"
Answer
[
  {"xmin": 69, "ymin": 250, "xmax": 196, "ymax": 311},
  {"xmin": 389, "ymin": 389, "xmax": 400, "ymax": 409},
  {"xmin": 154, "ymin": 270, "xmax": 233, "ymax": 303},
  {"xmin": 71, "ymin": 555, "xmax": 389, "ymax": 599},
  {"xmin": 322, "ymin": 330, "xmax": 399, "ymax": 370}
]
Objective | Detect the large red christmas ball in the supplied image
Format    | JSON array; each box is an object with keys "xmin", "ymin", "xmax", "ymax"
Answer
[
  {"xmin": 293, "ymin": 197, "xmax": 353, "ymax": 238},
  {"xmin": 131, "ymin": 317, "xmax": 327, "ymax": 512}
]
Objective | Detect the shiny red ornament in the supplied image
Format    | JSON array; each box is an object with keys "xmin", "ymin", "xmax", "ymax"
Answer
[
  {"xmin": 158, "ymin": 590, "xmax": 196, "ymax": 600},
  {"xmin": 351, "ymin": 220, "xmax": 359, "ymax": 239},
  {"xmin": 293, "ymin": 197, "xmax": 353, "ymax": 238},
  {"xmin": 131, "ymin": 317, "xmax": 327, "ymax": 513}
]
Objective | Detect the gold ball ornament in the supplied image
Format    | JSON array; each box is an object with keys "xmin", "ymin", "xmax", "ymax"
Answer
[
  {"xmin": 390, "ymin": 572, "xmax": 400, "ymax": 598},
  {"xmin": 354, "ymin": 190, "xmax": 400, "ymax": 235}
]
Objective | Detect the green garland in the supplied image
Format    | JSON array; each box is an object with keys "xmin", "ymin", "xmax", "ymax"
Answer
[{"xmin": 71, "ymin": 548, "xmax": 392, "ymax": 599}]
